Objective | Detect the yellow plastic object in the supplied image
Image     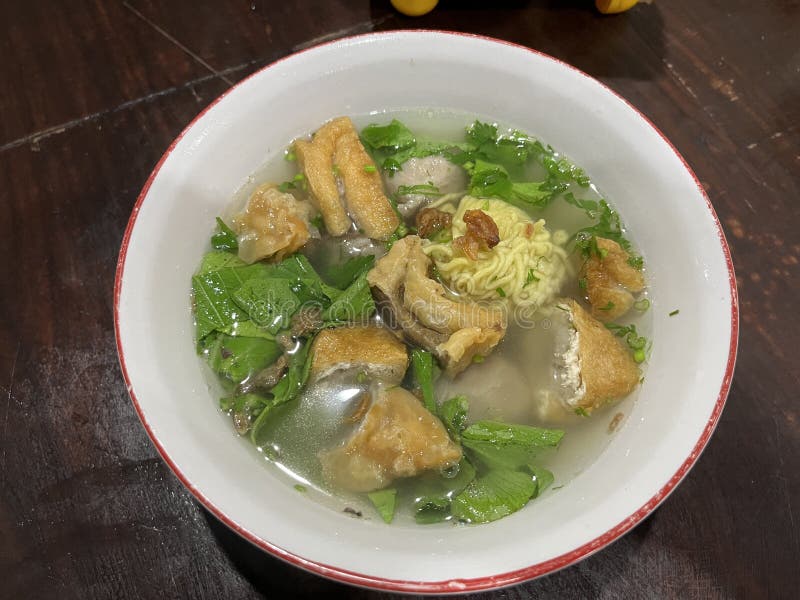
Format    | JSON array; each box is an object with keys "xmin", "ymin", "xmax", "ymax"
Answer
[
  {"xmin": 596, "ymin": 0, "xmax": 639, "ymax": 14},
  {"xmin": 391, "ymin": 0, "xmax": 439, "ymax": 17}
]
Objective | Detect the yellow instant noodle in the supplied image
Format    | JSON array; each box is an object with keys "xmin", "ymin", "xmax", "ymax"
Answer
[{"xmin": 423, "ymin": 196, "xmax": 570, "ymax": 310}]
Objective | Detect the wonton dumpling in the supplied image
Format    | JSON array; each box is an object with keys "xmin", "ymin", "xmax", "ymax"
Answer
[
  {"xmin": 554, "ymin": 299, "xmax": 640, "ymax": 413},
  {"xmin": 232, "ymin": 184, "xmax": 311, "ymax": 263},
  {"xmin": 319, "ymin": 387, "xmax": 462, "ymax": 492},
  {"xmin": 581, "ymin": 237, "xmax": 645, "ymax": 322}
]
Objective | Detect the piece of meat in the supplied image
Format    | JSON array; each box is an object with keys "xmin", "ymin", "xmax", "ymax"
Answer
[
  {"xmin": 580, "ymin": 237, "xmax": 645, "ymax": 321},
  {"xmin": 319, "ymin": 386, "xmax": 462, "ymax": 492},
  {"xmin": 415, "ymin": 207, "xmax": 452, "ymax": 239},
  {"xmin": 294, "ymin": 117, "xmax": 353, "ymax": 236},
  {"xmin": 232, "ymin": 185, "xmax": 311, "ymax": 263},
  {"xmin": 238, "ymin": 354, "xmax": 289, "ymax": 394},
  {"xmin": 554, "ymin": 299, "xmax": 640, "ymax": 413},
  {"xmin": 367, "ymin": 236, "xmax": 507, "ymax": 377},
  {"xmin": 383, "ymin": 155, "xmax": 469, "ymax": 218},
  {"xmin": 334, "ymin": 129, "xmax": 400, "ymax": 240},
  {"xmin": 452, "ymin": 209, "xmax": 500, "ymax": 260},
  {"xmin": 290, "ymin": 306, "xmax": 323, "ymax": 339},
  {"xmin": 310, "ymin": 325, "xmax": 409, "ymax": 383}
]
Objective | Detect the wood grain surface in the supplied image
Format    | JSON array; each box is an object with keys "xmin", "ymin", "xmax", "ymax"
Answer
[{"xmin": 1, "ymin": 1, "xmax": 798, "ymax": 598}]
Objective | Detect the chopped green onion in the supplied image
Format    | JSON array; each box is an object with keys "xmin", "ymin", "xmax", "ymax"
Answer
[
  {"xmin": 285, "ymin": 151, "xmax": 296, "ymax": 162},
  {"xmin": 496, "ymin": 287, "xmax": 506, "ymax": 298},
  {"xmin": 574, "ymin": 407, "xmax": 589, "ymax": 417},
  {"xmin": 332, "ymin": 164, "xmax": 340, "ymax": 176},
  {"xmin": 578, "ymin": 277, "xmax": 588, "ymax": 290},
  {"xmin": 633, "ymin": 349, "xmax": 646, "ymax": 364},
  {"xmin": 628, "ymin": 254, "xmax": 644, "ymax": 270},
  {"xmin": 669, "ymin": 309, "xmax": 680, "ymax": 317},
  {"xmin": 524, "ymin": 269, "xmax": 540, "ymax": 288},
  {"xmin": 356, "ymin": 371, "xmax": 368, "ymax": 384},
  {"xmin": 294, "ymin": 484, "xmax": 307, "ymax": 493},
  {"xmin": 634, "ymin": 298, "xmax": 650, "ymax": 312},
  {"xmin": 472, "ymin": 354, "xmax": 485, "ymax": 364},
  {"xmin": 599, "ymin": 301, "xmax": 615, "ymax": 311},
  {"xmin": 363, "ymin": 165, "xmax": 377, "ymax": 173}
]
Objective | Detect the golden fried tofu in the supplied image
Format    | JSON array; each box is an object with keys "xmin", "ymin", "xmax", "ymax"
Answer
[
  {"xmin": 555, "ymin": 299, "xmax": 640, "ymax": 413},
  {"xmin": 436, "ymin": 326, "xmax": 505, "ymax": 378},
  {"xmin": 319, "ymin": 386, "xmax": 462, "ymax": 492},
  {"xmin": 294, "ymin": 117, "xmax": 353, "ymax": 236},
  {"xmin": 581, "ymin": 237, "xmax": 646, "ymax": 321},
  {"xmin": 231, "ymin": 184, "xmax": 311, "ymax": 263},
  {"xmin": 367, "ymin": 236, "xmax": 507, "ymax": 376},
  {"xmin": 333, "ymin": 129, "xmax": 400, "ymax": 240},
  {"xmin": 310, "ymin": 325, "xmax": 409, "ymax": 383}
]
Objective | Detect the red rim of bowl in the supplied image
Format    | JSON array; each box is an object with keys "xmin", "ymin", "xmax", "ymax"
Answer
[{"xmin": 113, "ymin": 31, "xmax": 739, "ymax": 594}]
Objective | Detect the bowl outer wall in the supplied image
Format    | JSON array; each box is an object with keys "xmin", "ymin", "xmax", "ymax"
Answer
[{"xmin": 114, "ymin": 31, "xmax": 738, "ymax": 593}]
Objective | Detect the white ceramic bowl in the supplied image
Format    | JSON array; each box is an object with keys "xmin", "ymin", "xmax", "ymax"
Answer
[{"xmin": 115, "ymin": 31, "xmax": 738, "ymax": 593}]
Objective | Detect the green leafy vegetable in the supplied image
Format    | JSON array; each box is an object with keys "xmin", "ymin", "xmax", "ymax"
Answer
[
  {"xmin": 527, "ymin": 464, "xmax": 555, "ymax": 496},
  {"xmin": 361, "ymin": 119, "xmax": 416, "ymax": 152},
  {"xmin": 451, "ymin": 469, "xmax": 537, "ymax": 524},
  {"xmin": 192, "ymin": 266, "xmax": 264, "ymax": 341},
  {"xmin": 232, "ymin": 277, "xmax": 302, "ymax": 332},
  {"xmin": 412, "ymin": 459, "xmax": 476, "ymax": 524},
  {"xmin": 250, "ymin": 338, "xmax": 314, "ymax": 446},
  {"xmin": 211, "ymin": 217, "xmax": 238, "ymax": 252},
  {"xmin": 321, "ymin": 270, "xmax": 375, "ymax": 324},
  {"xmin": 204, "ymin": 334, "xmax": 282, "ymax": 384},
  {"xmin": 198, "ymin": 250, "xmax": 246, "ymax": 274},
  {"xmin": 320, "ymin": 255, "xmax": 375, "ymax": 290},
  {"xmin": 438, "ymin": 395, "xmax": 469, "ymax": 442},
  {"xmin": 410, "ymin": 349, "xmax": 436, "ymax": 413},
  {"xmin": 461, "ymin": 421, "xmax": 564, "ymax": 470},
  {"xmin": 367, "ymin": 488, "xmax": 398, "ymax": 524}
]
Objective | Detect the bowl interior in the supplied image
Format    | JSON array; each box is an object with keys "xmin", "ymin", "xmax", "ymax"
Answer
[{"xmin": 115, "ymin": 32, "xmax": 736, "ymax": 591}]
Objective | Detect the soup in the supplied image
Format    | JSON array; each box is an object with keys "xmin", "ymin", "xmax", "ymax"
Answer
[{"xmin": 191, "ymin": 111, "xmax": 651, "ymax": 525}]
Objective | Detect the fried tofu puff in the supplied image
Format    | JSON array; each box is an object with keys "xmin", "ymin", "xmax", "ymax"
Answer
[
  {"xmin": 295, "ymin": 117, "xmax": 399, "ymax": 240},
  {"xmin": 580, "ymin": 237, "xmax": 645, "ymax": 322},
  {"xmin": 333, "ymin": 129, "xmax": 399, "ymax": 240},
  {"xmin": 554, "ymin": 299, "xmax": 640, "ymax": 414},
  {"xmin": 294, "ymin": 117, "xmax": 353, "ymax": 236},
  {"xmin": 232, "ymin": 184, "xmax": 311, "ymax": 263},
  {"xmin": 319, "ymin": 386, "xmax": 462, "ymax": 492},
  {"xmin": 309, "ymin": 326, "xmax": 409, "ymax": 384}
]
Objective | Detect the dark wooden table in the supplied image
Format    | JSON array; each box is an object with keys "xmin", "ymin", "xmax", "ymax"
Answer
[{"xmin": 2, "ymin": 1, "xmax": 798, "ymax": 598}]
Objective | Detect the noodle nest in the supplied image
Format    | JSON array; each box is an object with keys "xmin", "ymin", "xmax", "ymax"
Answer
[{"xmin": 423, "ymin": 196, "xmax": 570, "ymax": 311}]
